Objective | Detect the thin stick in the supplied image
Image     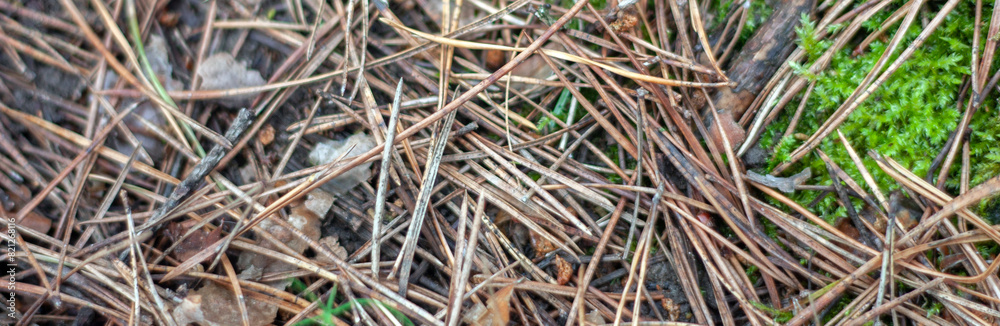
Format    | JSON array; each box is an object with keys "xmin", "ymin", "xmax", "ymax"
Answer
[
  {"xmin": 371, "ymin": 78, "xmax": 403, "ymax": 277},
  {"xmin": 393, "ymin": 105, "xmax": 457, "ymax": 295}
]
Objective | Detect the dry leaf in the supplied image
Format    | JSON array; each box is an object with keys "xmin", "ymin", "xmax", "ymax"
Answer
[
  {"xmin": 485, "ymin": 49, "xmax": 506, "ymax": 71},
  {"xmin": 0, "ymin": 198, "xmax": 51, "ymax": 234},
  {"xmin": 608, "ymin": 7, "xmax": 639, "ymax": 34},
  {"xmin": 113, "ymin": 35, "xmax": 182, "ymax": 162},
  {"xmin": 421, "ymin": 0, "xmax": 479, "ymax": 28},
  {"xmin": 662, "ymin": 298, "xmax": 681, "ymax": 321},
  {"xmin": 835, "ymin": 218, "xmax": 860, "ymax": 240},
  {"xmin": 167, "ymin": 221, "xmax": 223, "ymax": 263},
  {"xmin": 530, "ymin": 229, "xmax": 558, "ymax": 258},
  {"xmin": 696, "ymin": 211, "xmax": 715, "ymax": 228},
  {"xmin": 157, "ymin": 11, "xmax": 180, "ymax": 28},
  {"xmin": 171, "ymin": 293, "xmax": 209, "ymax": 326},
  {"xmin": 303, "ymin": 189, "xmax": 334, "ymax": 219},
  {"xmin": 236, "ymin": 198, "xmax": 321, "ymax": 288},
  {"xmin": 890, "ymin": 190, "xmax": 922, "ymax": 229},
  {"xmin": 19, "ymin": 211, "xmax": 51, "ymax": 234},
  {"xmin": 462, "ymin": 303, "xmax": 488, "ymax": 325},
  {"xmin": 173, "ymin": 282, "xmax": 278, "ymax": 326},
  {"xmin": 553, "ymin": 255, "xmax": 572, "ymax": 285},
  {"xmin": 259, "ymin": 124, "xmax": 275, "ymax": 146},
  {"xmin": 707, "ymin": 110, "xmax": 747, "ymax": 156},
  {"xmin": 507, "ymin": 43, "xmax": 565, "ymax": 92},
  {"xmin": 474, "ymin": 284, "xmax": 515, "ymax": 326}
]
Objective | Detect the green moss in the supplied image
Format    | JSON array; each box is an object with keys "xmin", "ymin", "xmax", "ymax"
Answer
[
  {"xmin": 821, "ymin": 295, "xmax": 856, "ymax": 323},
  {"xmin": 979, "ymin": 243, "xmax": 1000, "ymax": 261},
  {"xmin": 760, "ymin": 1, "xmax": 1000, "ymax": 224},
  {"xmin": 713, "ymin": 0, "xmax": 737, "ymax": 27},
  {"xmin": 712, "ymin": 0, "xmax": 772, "ymax": 43},
  {"xmin": 604, "ymin": 144, "xmax": 624, "ymax": 183},
  {"xmin": 750, "ymin": 301, "xmax": 793, "ymax": 323},
  {"xmin": 925, "ymin": 301, "xmax": 944, "ymax": 318},
  {"xmin": 536, "ymin": 88, "xmax": 572, "ymax": 132},
  {"xmin": 759, "ymin": 217, "xmax": 785, "ymax": 246},
  {"xmin": 745, "ymin": 264, "xmax": 760, "ymax": 284},
  {"xmin": 981, "ymin": 198, "xmax": 1000, "ymax": 225}
]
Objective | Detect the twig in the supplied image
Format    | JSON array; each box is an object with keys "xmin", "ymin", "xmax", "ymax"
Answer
[{"xmin": 371, "ymin": 78, "xmax": 403, "ymax": 277}]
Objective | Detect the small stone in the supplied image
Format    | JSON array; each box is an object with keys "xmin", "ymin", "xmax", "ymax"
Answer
[
  {"xmin": 585, "ymin": 310, "xmax": 605, "ymax": 325},
  {"xmin": 196, "ymin": 53, "xmax": 266, "ymax": 108},
  {"xmin": 304, "ymin": 189, "xmax": 334, "ymax": 219},
  {"xmin": 308, "ymin": 133, "xmax": 376, "ymax": 195}
]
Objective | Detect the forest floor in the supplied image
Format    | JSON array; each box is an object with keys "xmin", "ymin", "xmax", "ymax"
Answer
[{"xmin": 1, "ymin": 0, "xmax": 1000, "ymax": 325}]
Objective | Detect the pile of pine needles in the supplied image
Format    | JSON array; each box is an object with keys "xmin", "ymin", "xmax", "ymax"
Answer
[{"xmin": 1, "ymin": 0, "xmax": 999, "ymax": 324}]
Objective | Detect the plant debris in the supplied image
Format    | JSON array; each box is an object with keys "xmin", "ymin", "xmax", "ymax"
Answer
[
  {"xmin": 746, "ymin": 167, "xmax": 811, "ymax": 193},
  {"xmin": 3, "ymin": 0, "xmax": 1000, "ymax": 324},
  {"xmin": 196, "ymin": 52, "xmax": 266, "ymax": 108},
  {"xmin": 308, "ymin": 132, "xmax": 376, "ymax": 195}
]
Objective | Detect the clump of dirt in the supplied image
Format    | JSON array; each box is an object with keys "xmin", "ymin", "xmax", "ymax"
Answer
[
  {"xmin": 645, "ymin": 259, "xmax": 696, "ymax": 322},
  {"xmin": 8, "ymin": 64, "xmax": 83, "ymax": 126}
]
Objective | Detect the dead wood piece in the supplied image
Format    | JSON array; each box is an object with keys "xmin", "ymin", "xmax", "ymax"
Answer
[
  {"xmin": 142, "ymin": 108, "xmax": 255, "ymax": 232},
  {"xmin": 705, "ymin": 0, "xmax": 814, "ymax": 150},
  {"xmin": 746, "ymin": 167, "xmax": 811, "ymax": 193},
  {"xmin": 715, "ymin": 0, "xmax": 814, "ymax": 117}
]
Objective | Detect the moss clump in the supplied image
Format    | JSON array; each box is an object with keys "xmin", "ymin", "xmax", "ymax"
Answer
[
  {"xmin": 750, "ymin": 300, "xmax": 793, "ymax": 323},
  {"xmin": 760, "ymin": 2, "xmax": 1000, "ymax": 224},
  {"xmin": 713, "ymin": 0, "xmax": 772, "ymax": 42}
]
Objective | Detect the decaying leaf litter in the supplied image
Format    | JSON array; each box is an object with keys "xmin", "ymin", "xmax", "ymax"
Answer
[{"xmin": 1, "ymin": 0, "xmax": 1000, "ymax": 324}]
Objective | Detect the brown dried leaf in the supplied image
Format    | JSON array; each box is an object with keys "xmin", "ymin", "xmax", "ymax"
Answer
[
  {"xmin": 20, "ymin": 211, "xmax": 51, "ymax": 234},
  {"xmin": 462, "ymin": 303, "xmax": 487, "ymax": 325},
  {"xmin": 168, "ymin": 221, "xmax": 223, "ymax": 263},
  {"xmin": 530, "ymin": 229, "xmax": 558, "ymax": 258},
  {"xmin": 696, "ymin": 211, "xmax": 715, "ymax": 228},
  {"xmin": 1, "ymin": 182, "xmax": 45, "ymax": 236},
  {"xmin": 554, "ymin": 255, "xmax": 572, "ymax": 285},
  {"xmin": 259, "ymin": 124, "xmax": 275, "ymax": 146},
  {"xmin": 890, "ymin": 190, "xmax": 922, "ymax": 229},
  {"xmin": 475, "ymin": 284, "xmax": 515, "ymax": 326},
  {"xmin": 236, "ymin": 199, "xmax": 321, "ymax": 284},
  {"xmin": 307, "ymin": 133, "xmax": 376, "ymax": 194},
  {"xmin": 506, "ymin": 43, "xmax": 565, "ymax": 92},
  {"xmin": 279, "ymin": 203, "xmax": 322, "ymax": 253},
  {"xmin": 835, "ymin": 218, "xmax": 860, "ymax": 240},
  {"xmin": 485, "ymin": 49, "xmax": 506, "ymax": 71},
  {"xmin": 174, "ymin": 282, "xmax": 278, "ymax": 326},
  {"xmin": 707, "ymin": 111, "xmax": 747, "ymax": 155},
  {"xmin": 171, "ymin": 293, "xmax": 207, "ymax": 326},
  {"xmin": 609, "ymin": 7, "xmax": 639, "ymax": 34}
]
